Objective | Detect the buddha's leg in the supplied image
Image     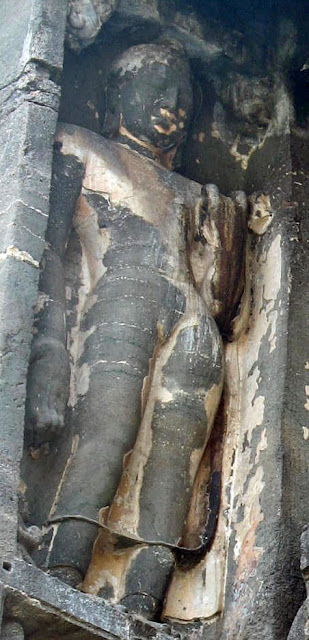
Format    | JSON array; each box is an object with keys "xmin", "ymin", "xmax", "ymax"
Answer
[
  {"xmin": 47, "ymin": 208, "xmax": 187, "ymax": 579},
  {"xmin": 83, "ymin": 294, "xmax": 224, "ymax": 617}
]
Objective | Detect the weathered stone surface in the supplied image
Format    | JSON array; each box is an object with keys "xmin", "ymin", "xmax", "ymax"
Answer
[
  {"xmin": 0, "ymin": 0, "xmax": 67, "ymax": 566},
  {"xmin": 301, "ymin": 526, "xmax": 309, "ymax": 576},
  {"xmin": 0, "ymin": 0, "xmax": 35, "ymax": 90},
  {"xmin": 2, "ymin": 1, "xmax": 309, "ymax": 639},
  {"xmin": 22, "ymin": 39, "xmax": 261, "ymax": 624},
  {"xmin": 0, "ymin": 620, "xmax": 24, "ymax": 640},
  {"xmin": 0, "ymin": 456, "xmax": 21, "ymax": 561},
  {"xmin": 217, "ymin": 130, "xmax": 294, "ymax": 638},
  {"xmin": 107, "ymin": 0, "xmax": 161, "ymax": 33},
  {"xmin": 1, "ymin": 559, "xmax": 173, "ymax": 640},
  {"xmin": 22, "ymin": 122, "xmax": 225, "ymax": 603},
  {"xmin": 287, "ymin": 603, "xmax": 307, "ymax": 640}
]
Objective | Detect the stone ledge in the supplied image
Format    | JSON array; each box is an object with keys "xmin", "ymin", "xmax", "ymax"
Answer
[{"xmin": 1, "ymin": 559, "xmax": 175, "ymax": 640}]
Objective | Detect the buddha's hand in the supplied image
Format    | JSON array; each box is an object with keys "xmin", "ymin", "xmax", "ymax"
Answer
[{"xmin": 25, "ymin": 337, "xmax": 70, "ymax": 445}]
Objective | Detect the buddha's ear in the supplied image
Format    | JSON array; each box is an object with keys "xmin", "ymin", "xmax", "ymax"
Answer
[
  {"xmin": 101, "ymin": 109, "xmax": 121, "ymax": 139},
  {"xmin": 101, "ymin": 79, "xmax": 121, "ymax": 139}
]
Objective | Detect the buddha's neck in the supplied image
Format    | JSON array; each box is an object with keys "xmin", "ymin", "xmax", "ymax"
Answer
[{"xmin": 117, "ymin": 124, "xmax": 177, "ymax": 170}]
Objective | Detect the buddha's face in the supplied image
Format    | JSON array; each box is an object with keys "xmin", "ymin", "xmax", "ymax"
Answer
[
  {"xmin": 119, "ymin": 62, "xmax": 193, "ymax": 151},
  {"xmin": 105, "ymin": 45, "xmax": 193, "ymax": 155}
]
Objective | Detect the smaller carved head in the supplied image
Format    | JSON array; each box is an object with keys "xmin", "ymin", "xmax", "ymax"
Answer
[
  {"xmin": 220, "ymin": 74, "xmax": 274, "ymax": 126},
  {"xmin": 248, "ymin": 193, "xmax": 273, "ymax": 235},
  {"xmin": 103, "ymin": 42, "xmax": 193, "ymax": 162},
  {"xmin": 66, "ymin": 0, "xmax": 118, "ymax": 53}
]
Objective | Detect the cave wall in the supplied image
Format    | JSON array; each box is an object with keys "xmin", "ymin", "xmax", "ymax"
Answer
[
  {"xmin": 1, "ymin": 1, "xmax": 309, "ymax": 639},
  {"xmin": 0, "ymin": 0, "xmax": 66, "ymax": 561}
]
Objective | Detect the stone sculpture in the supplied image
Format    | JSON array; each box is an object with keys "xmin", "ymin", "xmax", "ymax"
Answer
[
  {"xmin": 287, "ymin": 525, "xmax": 309, "ymax": 639},
  {"xmin": 23, "ymin": 41, "xmax": 261, "ymax": 619},
  {"xmin": 66, "ymin": 0, "xmax": 119, "ymax": 52}
]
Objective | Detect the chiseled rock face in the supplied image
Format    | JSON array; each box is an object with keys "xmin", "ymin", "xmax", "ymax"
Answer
[{"xmin": 0, "ymin": 2, "xmax": 306, "ymax": 639}]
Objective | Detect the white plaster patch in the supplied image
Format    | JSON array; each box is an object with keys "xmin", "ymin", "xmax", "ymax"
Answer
[
  {"xmin": 233, "ymin": 466, "xmax": 265, "ymax": 563},
  {"xmin": 188, "ymin": 446, "xmax": 206, "ymax": 486},
  {"xmin": 302, "ymin": 427, "xmax": 309, "ymax": 441},
  {"xmin": 268, "ymin": 309, "xmax": 278, "ymax": 353},
  {"xmin": 48, "ymin": 434, "xmax": 80, "ymax": 520},
  {"xmin": 44, "ymin": 522, "xmax": 60, "ymax": 568},
  {"xmin": 68, "ymin": 325, "xmax": 96, "ymax": 407},
  {"xmin": 305, "ymin": 385, "xmax": 309, "ymax": 412},
  {"xmin": 85, "ymin": 568, "xmax": 120, "ymax": 599},
  {"xmin": 75, "ymin": 362, "xmax": 91, "ymax": 397},
  {"xmin": 255, "ymin": 427, "xmax": 267, "ymax": 464},
  {"xmin": 56, "ymin": 125, "xmax": 201, "ymax": 284},
  {"xmin": 157, "ymin": 386, "xmax": 174, "ymax": 404},
  {"xmin": 112, "ymin": 47, "xmax": 168, "ymax": 75},
  {"xmin": 66, "ymin": 193, "xmax": 110, "ymax": 408},
  {"xmin": 222, "ymin": 234, "xmax": 282, "ymax": 594},
  {"xmin": 163, "ymin": 549, "xmax": 224, "ymax": 620},
  {"xmin": 248, "ymin": 194, "xmax": 272, "ymax": 236},
  {"xmin": 34, "ymin": 291, "xmax": 50, "ymax": 314},
  {"xmin": 0, "ymin": 245, "xmax": 39, "ymax": 268},
  {"xmin": 83, "ymin": 153, "xmax": 135, "ymax": 204},
  {"xmin": 82, "ymin": 542, "xmax": 142, "ymax": 600}
]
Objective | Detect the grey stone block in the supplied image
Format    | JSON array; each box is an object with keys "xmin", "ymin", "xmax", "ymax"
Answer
[
  {"xmin": 0, "ymin": 0, "xmax": 66, "ymax": 568},
  {"xmin": 0, "ymin": 0, "xmax": 33, "ymax": 90},
  {"xmin": 29, "ymin": 0, "xmax": 67, "ymax": 74},
  {"xmin": 0, "ymin": 0, "xmax": 66, "ymax": 93},
  {"xmin": 1, "ymin": 560, "xmax": 173, "ymax": 640},
  {"xmin": 0, "ymin": 456, "xmax": 19, "ymax": 561},
  {"xmin": 0, "ymin": 259, "xmax": 41, "ymax": 458},
  {"xmin": 0, "ymin": 102, "xmax": 57, "ymax": 255}
]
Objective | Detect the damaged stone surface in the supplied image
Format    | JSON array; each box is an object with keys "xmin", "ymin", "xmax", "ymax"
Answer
[
  {"xmin": 1, "ymin": 559, "xmax": 174, "ymax": 640},
  {"xmin": 0, "ymin": 0, "xmax": 67, "ymax": 568},
  {"xmin": 21, "ymin": 30, "xmax": 286, "ymax": 637},
  {"xmin": 21, "ymin": 38, "xmax": 271, "ymax": 627},
  {"xmin": 22, "ymin": 116, "xmax": 228, "ymax": 618},
  {"xmin": 2, "ymin": 2, "xmax": 309, "ymax": 640}
]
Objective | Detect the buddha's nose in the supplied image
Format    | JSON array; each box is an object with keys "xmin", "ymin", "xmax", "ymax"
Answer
[{"xmin": 163, "ymin": 86, "xmax": 179, "ymax": 110}]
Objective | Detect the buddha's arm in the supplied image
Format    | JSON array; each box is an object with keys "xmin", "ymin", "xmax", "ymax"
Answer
[
  {"xmin": 24, "ymin": 146, "xmax": 84, "ymax": 445},
  {"xmin": 188, "ymin": 185, "xmax": 249, "ymax": 336}
]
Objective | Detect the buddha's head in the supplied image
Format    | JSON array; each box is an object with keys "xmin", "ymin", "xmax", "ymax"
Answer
[{"xmin": 103, "ymin": 42, "xmax": 193, "ymax": 167}]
